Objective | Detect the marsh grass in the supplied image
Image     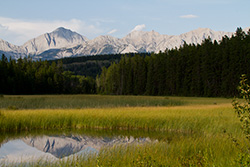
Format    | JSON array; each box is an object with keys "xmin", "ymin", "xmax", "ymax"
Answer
[
  {"xmin": 0, "ymin": 95, "xmax": 235, "ymax": 110},
  {"xmin": 2, "ymin": 135, "xmax": 242, "ymax": 167},
  {"xmin": 168, "ymin": 96, "xmax": 235, "ymax": 105},
  {"xmin": 0, "ymin": 96, "xmax": 245, "ymax": 166},
  {"xmin": 0, "ymin": 95, "xmax": 184, "ymax": 109},
  {"xmin": 0, "ymin": 104, "xmax": 241, "ymax": 135},
  {"xmin": 0, "ymin": 128, "xmax": 195, "ymax": 147}
]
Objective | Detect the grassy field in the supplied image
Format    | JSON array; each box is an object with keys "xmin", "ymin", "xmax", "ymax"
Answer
[
  {"xmin": 0, "ymin": 104, "xmax": 240, "ymax": 134},
  {"xmin": 0, "ymin": 95, "xmax": 246, "ymax": 166},
  {"xmin": 0, "ymin": 95, "xmax": 184, "ymax": 109},
  {"xmin": 0, "ymin": 94, "xmax": 232, "ymax": 109}
]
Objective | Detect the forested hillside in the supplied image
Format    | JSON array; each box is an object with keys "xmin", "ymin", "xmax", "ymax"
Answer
[
  {"xmin": 52, "ymin": 53, "xmax": 150, "ymax": 78},
  {"xmin": 1, "ymin": 28, "xmax": 249, "ymax": 97},
  {"xmin": 0, "ymin": 56, "xmax": 96, "ymax": 94},
  {"xmin": 0, "ymin": 52, "xmax": 146, "ymax": 95},
  {"xmin": 97, "ymin": 28, "xmax": 250, "ymax": 97}
]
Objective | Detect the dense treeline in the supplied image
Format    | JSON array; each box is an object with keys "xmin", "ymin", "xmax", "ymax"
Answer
[
  {"xmin": 1, "ymin": 28, "xmax": 249, "ymax": 96},
  {"xmin": 0, "ymin": 56, "xmax": 96, "ymax": 94},
  {"xmin": 53, "ymin": 54, "xmax": 123, "ymax": 78},
  {"xmin": 97, "ymin": 28, "xmax": 250, "ymax": 97},
  {"xmin": 54, "ymin": 54, "xmax": 124, "ymax": 64},
  {"xmin": 52, "ymin": 53, "xmax": 150, "ymax": 78}
]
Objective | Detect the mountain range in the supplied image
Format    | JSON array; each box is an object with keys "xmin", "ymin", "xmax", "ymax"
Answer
[{"xmin": 0, "ymin": 27, "xmax": 247, "ymax": 60}]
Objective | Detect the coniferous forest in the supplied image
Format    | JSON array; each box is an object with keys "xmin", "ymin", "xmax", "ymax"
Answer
[
  {"xmin": 0, "ymin": 56, "xmax": 96, "ymax": 94},
  {"xmin": 1, "ymin": 28, "xmax": 250, "ymax": 97},
  {"xmin": 97, "ymin": 28, "xmax": 250, "ymax": 97}
]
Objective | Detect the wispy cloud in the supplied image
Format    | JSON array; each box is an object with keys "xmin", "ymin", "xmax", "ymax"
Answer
[
  {"xmin": 179, "ymin": 14, "xmax": 199, "ymax": 19},
  {"xmin": 131, "ymin": 24, "xmax": 146, "ymax": 32},
  {"xmin": 107, "ymin": 29, "xmax": 118, "ymax": 35},
  {"xmin": 0, "ymin": 17, "xmax": 103, "ymax": 45}
]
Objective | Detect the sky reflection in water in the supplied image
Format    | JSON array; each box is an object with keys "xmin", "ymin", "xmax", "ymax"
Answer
[{"xmin": 0, "ymin": 133, "xmax": 154, "ymax": 164}]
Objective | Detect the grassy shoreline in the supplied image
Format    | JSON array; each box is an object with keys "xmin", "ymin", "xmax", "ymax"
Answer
[
  {"xmin": 0, "ymin": 95, "xmax": 183, "ymax": 109},
  {"xmin": 0, "ymin": 95, "xmax": 245, "ymax": 166},
  {"xmin": 0, "ymin": 104, "xmax": 241, "ymax": 134},
  {"xmin": 3, "ymin": 137, "xmax": 240, "ymax": 167},
  {"xmin": 0, "ymin": 95, "xmax": 233, "ymax": 109}
]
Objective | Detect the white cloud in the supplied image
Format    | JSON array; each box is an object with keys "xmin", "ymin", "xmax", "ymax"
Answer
[
  {"xmin": 0, "ymin": 17, "xmax": 103, "ymax": 45},
  {"xmin": 107, "ymin": 29, "xmax": 118, "ymax": 35},
  {"xmin": 179, "ymin": 14, "xmax": 199, "ymax": 19},
  {"xmin": 131, "ymin": 24, "xmax": 146, "ymax": 32}
]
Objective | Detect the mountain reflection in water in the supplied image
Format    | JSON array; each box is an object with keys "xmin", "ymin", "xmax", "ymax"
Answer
[
  {"xmin": 0, "ymin": 134, "xmax": 156, "ymax": 163},
  {"xmin": 22, "ymin": 135, "xmax": 153, "ymax": 158}
]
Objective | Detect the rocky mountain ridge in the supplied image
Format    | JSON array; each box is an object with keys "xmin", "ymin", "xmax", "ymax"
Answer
[{"xmin": 0, "ymin": 27, "xmax": 247, "ymax": 60}]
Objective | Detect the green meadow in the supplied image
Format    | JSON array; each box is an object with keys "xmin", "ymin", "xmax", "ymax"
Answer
[
  {"xmin": 0, "ymin": 95, "xmax": 184, "ymax": 109},
  {"xmin": 0, "ymin": 95, "xmax": 247, "ymax": 166}
]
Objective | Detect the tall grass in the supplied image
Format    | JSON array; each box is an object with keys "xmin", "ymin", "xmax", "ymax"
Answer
[
  {"xmin": 0, "ymin": 95, "xmax": 184, "ymax": 109},
  {"xmin": 0, "ymin": 95, "xmax": 235, "ymax": 109},
  {"xmin": 0, "ymin": 104, "xmax": 241, "ymax": 135},
  {"xmin": 0, "ymin": 96, "xmax": 244, "ymax": 166},
  {"xmin": 2, "ymin": 135, "xmax": 243, "ymax": 167}
]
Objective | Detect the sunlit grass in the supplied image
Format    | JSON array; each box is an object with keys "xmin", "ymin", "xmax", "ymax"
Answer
[
  {"xmin": 0, "ymin": 104, "xmax": 241, "ymax": 135},
  {"xmin": 0, "ymin": 95, "xmax": 245, "ymax": 166},
  {"xmin": 2, "ymin": 136, "xmax": 244, "ymax": 167}
]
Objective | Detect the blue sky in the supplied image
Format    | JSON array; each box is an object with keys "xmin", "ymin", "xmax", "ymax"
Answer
[{"xmin": 0, "ymin": 0, "xmax": 249, "ymax": 45}]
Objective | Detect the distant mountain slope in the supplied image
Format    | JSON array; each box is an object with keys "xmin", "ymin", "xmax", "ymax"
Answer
[
  {"xmin": 22, "ymin": 27, "xmax": 88, "ymax": 55},
  {"xmin": 0, "ymin": 39, "xmax": 26, "ymax": 59},
  {"xmin": 0, "ymin": 27, "xmax": 246, "ymax": 60}
]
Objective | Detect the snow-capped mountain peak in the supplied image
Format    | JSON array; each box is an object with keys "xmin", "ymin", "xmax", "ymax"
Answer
[
  {"xmin": 0, "ymin": 26, "xmax": 248, "ymax": 60},
  {"xmin": 52, "ymin": 27, "xmax": 88, "ymax": 42}
]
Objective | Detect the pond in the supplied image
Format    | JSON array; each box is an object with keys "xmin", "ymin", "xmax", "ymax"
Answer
[{"xmin": 0, "ymin": 130, "xmax": 183, "ymax": 165}]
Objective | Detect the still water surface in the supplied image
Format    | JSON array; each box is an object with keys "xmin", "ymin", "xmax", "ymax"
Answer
[{"xmin": 0, "ymin": 130, "xmax": 178, "ymax": 164}]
